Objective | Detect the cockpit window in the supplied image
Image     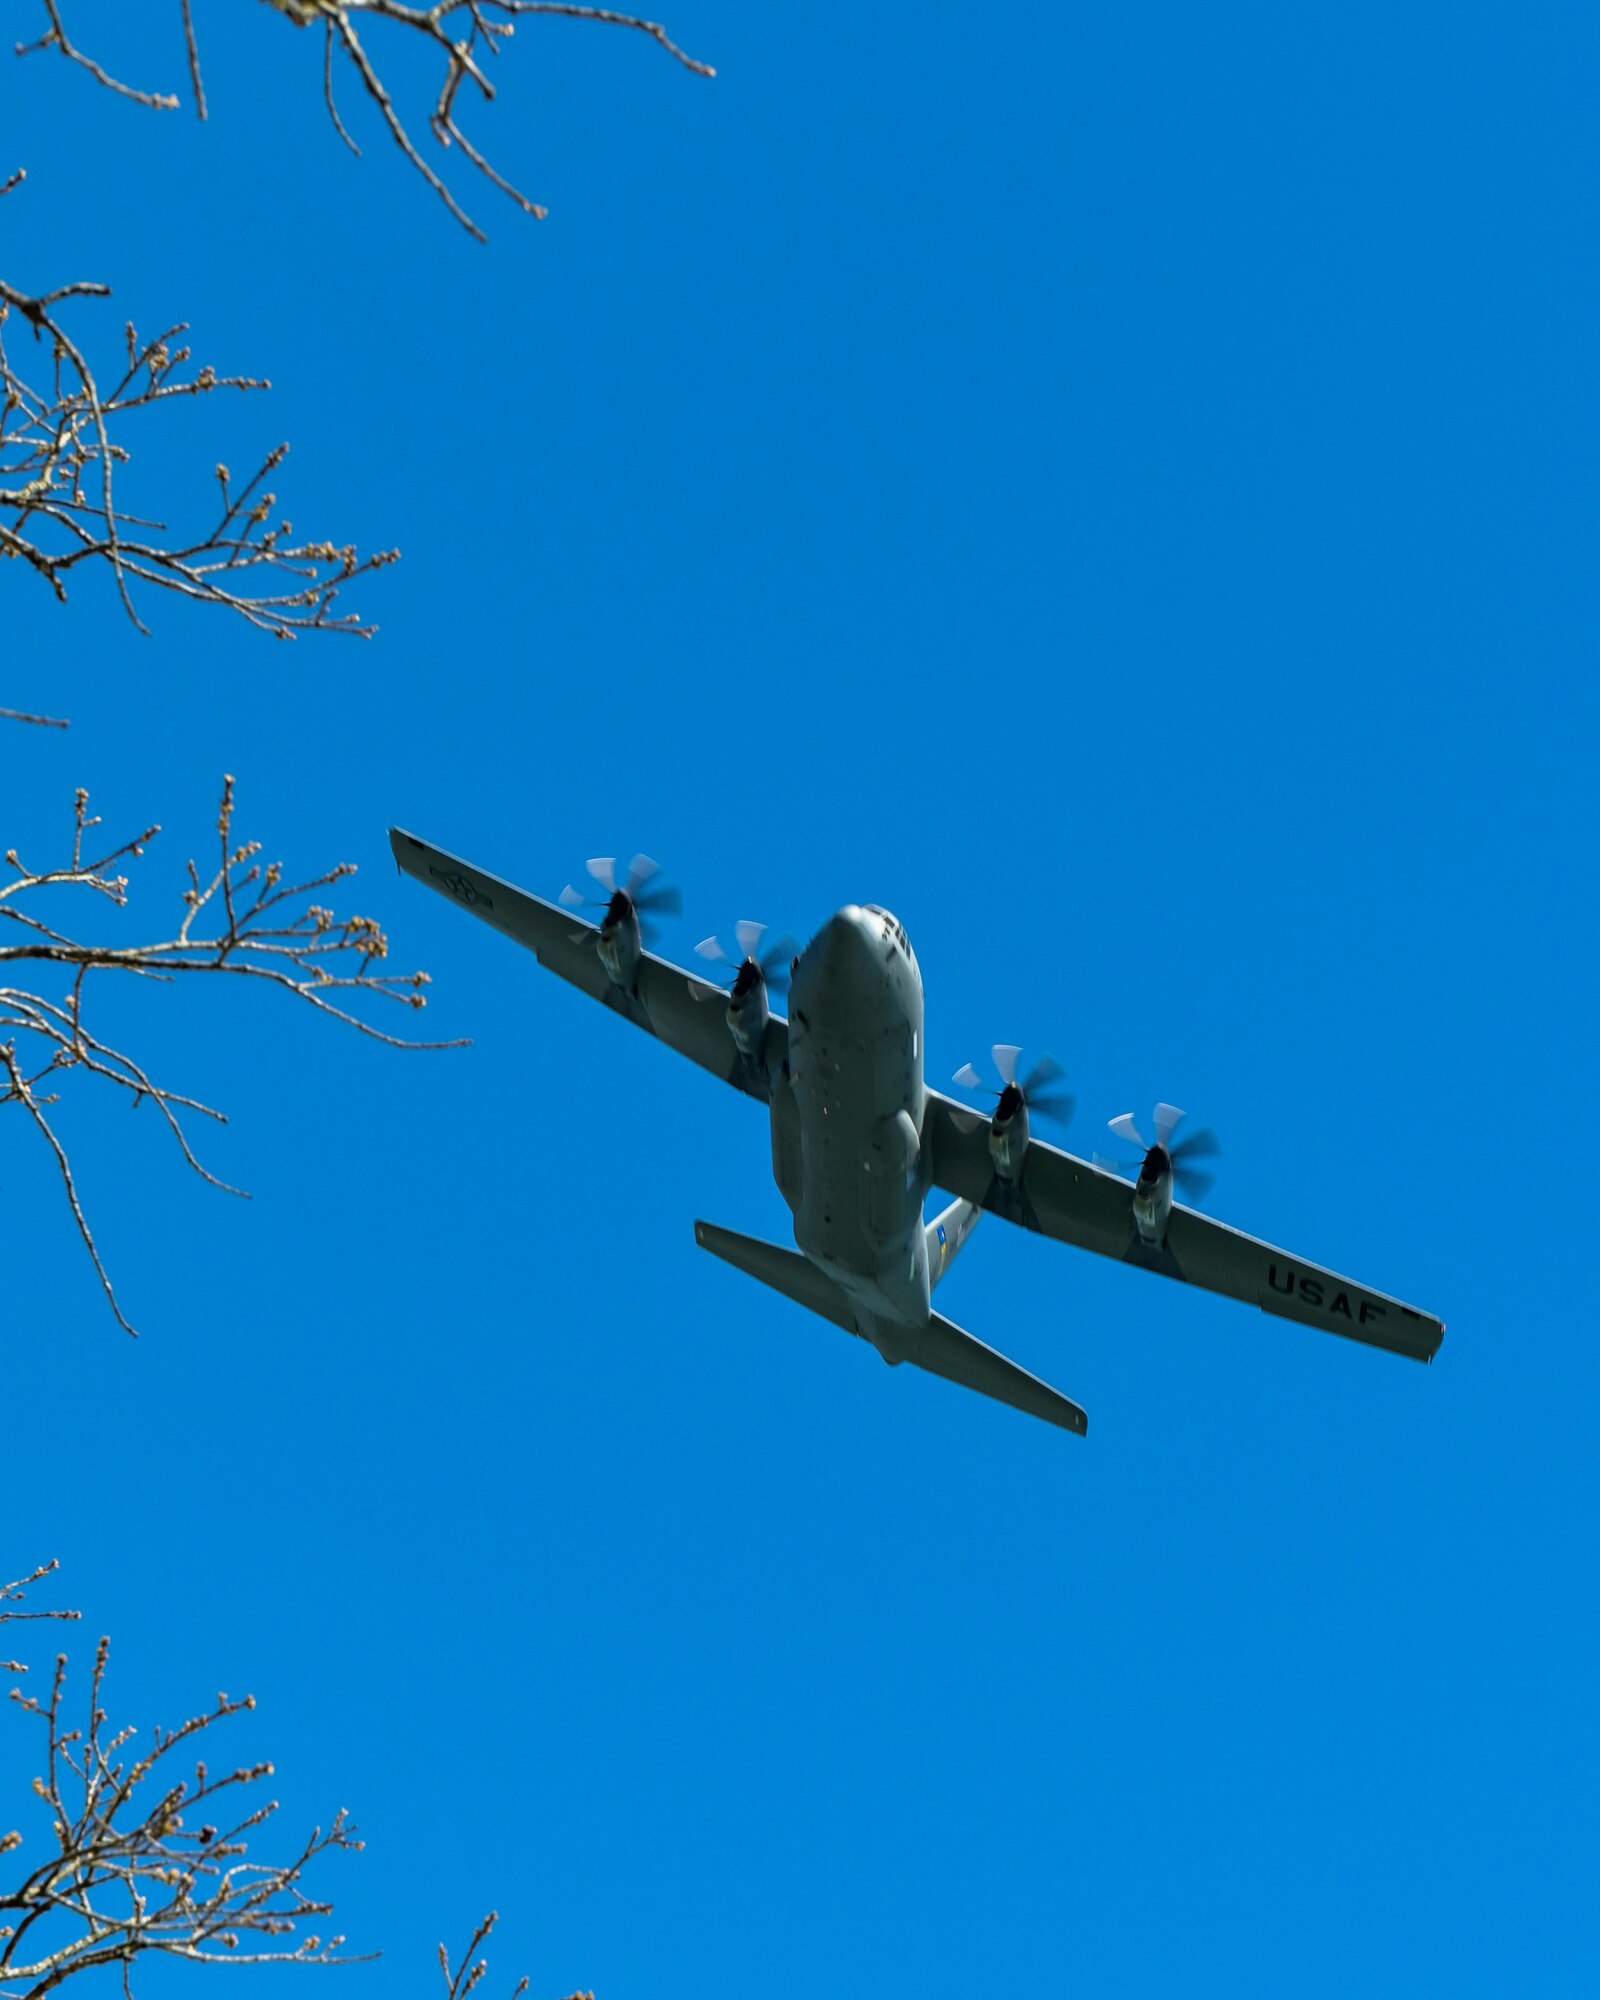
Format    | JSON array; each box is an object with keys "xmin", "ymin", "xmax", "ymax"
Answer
[{"xmin": 864, "ymin": 904, "xmax": 912, "ymax": 957}]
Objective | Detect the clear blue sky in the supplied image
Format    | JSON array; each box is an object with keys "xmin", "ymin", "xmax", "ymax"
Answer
[{"xmin": 6, "ymin": 4, "xmax": 1597, "ymax": 1993}]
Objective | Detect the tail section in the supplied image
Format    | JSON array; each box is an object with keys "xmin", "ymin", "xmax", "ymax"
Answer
[
  {"xmin": 692, "ymin": 1218, "xmax": 1085, "ymax": 1436},
  {"xmin": 926, "ymin": 1196, "xmax": 981, "ymax": 1292}
]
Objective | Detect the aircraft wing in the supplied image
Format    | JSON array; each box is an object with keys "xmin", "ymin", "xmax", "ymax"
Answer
[
  {"xmin": 389, "ymin": 828, "xmax": 786, "ymax": 1099},
  {"xmin": 923, "ymin": 1089, "xmax": 1444, "ymax": 1363}
]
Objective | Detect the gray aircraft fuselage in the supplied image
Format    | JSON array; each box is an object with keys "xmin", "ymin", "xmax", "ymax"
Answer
[{"xmin": 771, "ymin": 904, "xmax": 936, "ymax": 1330}]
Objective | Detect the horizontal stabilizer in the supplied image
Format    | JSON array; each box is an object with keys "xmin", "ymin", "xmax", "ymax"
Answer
[
  {"xmin": 693, "ymin": 1220, "xmax": 857, "ymax": 1333},
  {"xmin": 693, "ymin": 1220, "xmax": 1086, "ymax": 1436},
  {"xmin": 908, "ymin": 1313, "xmax": 1087, "ymax": 1436}
]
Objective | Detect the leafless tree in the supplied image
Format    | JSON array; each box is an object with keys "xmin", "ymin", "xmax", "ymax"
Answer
[
  {"xmin": 4, "ymin": 8, "xmax": 696, "ymax": 1988},
  {"xmin": 17, "ymin": 0, "xmax": 714, "ymax": 240},
  {"xmin": 1, "ymin": 1565, "xmax": 578, "ymax": 1998},
  {"xmin": 1, "ymin": 778, "xmax": 464, "ymax": 1336}
]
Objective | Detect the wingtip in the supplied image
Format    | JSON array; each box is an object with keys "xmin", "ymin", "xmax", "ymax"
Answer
[{"xmin": 388, "ymin": 826, "xmax": 429, "ymax": 875}]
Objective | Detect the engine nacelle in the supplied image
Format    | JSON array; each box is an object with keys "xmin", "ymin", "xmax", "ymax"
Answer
[
  {"xmin": 596, "ymin": 893, "xmax": 642, "ymax": 991},
  {"xmin": 1131, "ymin": 1149, "xmax": 1174, "ymax": 1245},
  {"xmin": 988, "ymin": 1081, "xmax": 1030, "ymax": 1181},
  {"xmin": 725, "ymin": 959, "xmax": 771, "ymax": 1059}
]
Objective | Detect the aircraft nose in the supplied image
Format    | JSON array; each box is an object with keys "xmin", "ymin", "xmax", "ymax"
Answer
[{"xmin": 795, "ymin": 905, "xmax": 879, "ymax": 1005}]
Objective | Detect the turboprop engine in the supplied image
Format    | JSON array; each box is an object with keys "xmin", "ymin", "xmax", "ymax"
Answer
[
  {"xmin": 691, "ymin": 921, "xmax": 796, "ymax": 1060},
  {"xmin": 559, "ymin": 854, "xmax": 681, "ymax": 993},
  {"xmin": 1130, "ymin": 1146, "xmax": 1174, "ymax": 1246},
  {"xmin": 1102, "ymin": 1103, "xmax": 1220, "ymax": 1247},
  {"xmin": 951, "ymin": 1045, "xmax": 1074, "ymax": 1180}
]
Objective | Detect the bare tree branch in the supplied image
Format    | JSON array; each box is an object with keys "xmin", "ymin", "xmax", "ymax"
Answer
[
  {"xmin": 1, "ymin": 779, "xmax": 465, "ymax": 1336},
  {"xmin": 2, "ymin": 1569, "xmax": 579, "ymax": 1999},
  {"xmin": 17, "ymin": 2, "xmax": 714, "ymax": 239},
  {"xmin": 440, "ymin": 1911, "xmax": 532, "ymax": 2000},
  {"xmin": 1, "ymin": 173, "xmax": 398, "ymax": 650},
  {"xmin": 437, "ymin": 1909, "xmax": 594, "ymax": 2000},
  {"xmin": 0, "ymin": 1564, "xmax": 80, "ymax": 1681},
  {"xmin": 0, "ymin": 1632, "xmax": 366, "ymax": 1993},
  {"xmin": 13, "ymin": 0, "xmax": 180, "ymax": 111}
]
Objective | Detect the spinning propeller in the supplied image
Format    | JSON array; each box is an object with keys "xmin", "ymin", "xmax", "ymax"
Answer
[
  {"xmin": 559, "ymin": 854, "xmax": 682, "ymax": 940},
  {"xmin": 690, "ymin": 921, "xmax": 797, "ymax": 1002},
  {"xmin": 950, "ymin": 1044, "xmax": 1074, "ymax": 1136},
  {"xmin": 1098, "ymin": 1102, "xmax": 1220, "ymax": 1202}
]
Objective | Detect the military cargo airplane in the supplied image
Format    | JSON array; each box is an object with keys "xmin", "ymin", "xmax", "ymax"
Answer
[{"xmin": 390, "ymin": 829, "xmax": 1445, "ymax": 1437}]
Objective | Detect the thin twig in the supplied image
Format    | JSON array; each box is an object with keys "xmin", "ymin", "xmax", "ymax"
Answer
[
  {"xmin": 15, "ymin": 1, "xmax": 713, "ymax": 237},
  {"xmin": 0, "ymin": 707, "xmax": 69, "ymax": 728},
  {"xmin": 18, "ymin": 0, "xmax": 180, "ymax": 108},
  {"xmin": 0, "ymin": 1040, "xmax": 135, "ymax": 1334},
  {"xmin": 179, "ymin": 0, "xmax": 206, "ymax": 117}
]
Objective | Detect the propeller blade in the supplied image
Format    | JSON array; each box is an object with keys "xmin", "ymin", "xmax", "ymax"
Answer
[
  {"xmin": 559, "ymin": 884, "xmax": 587, "ymax": 909},
  {"xmin": 759, "ymin": 940, "xmax": 797, "ymax": 993},
  {"xmin": 1108, "ymin": 1112, "xmax": 1147, "ymax": 1150},
  {"xmin": 735, "ymin": 918, "xmax": 765, "ymax": 961},
  {"xmin": 624, "ymin": 853, "xmax": 661, "ymax": 899},
  {"xmin": 1154, "ymin": 1102, "xmax": 1184, "ymax": 1149},
  {"xmin": 992, "ymin": 1043, "xmax": 1022, "ymax": 1088},
  {"xmin": 1172, "ymin": 1165, "xmax": 1216, "ymax": 1204},
  {"xmin": 1020, "ymin": 1053, "xmax": 1064, "ymax": 1098},
  {"xmin": 1171, "ymin": 1126, "xmax": 1219, "ymax": 1165},
  {"xmin": 634, "ymin": 883, "xmax": 682, "ymax": 917},
  {"xmin": 695, "ymin": 936, "xmax": 731, "ymax": 965},
  {"xmin": 586, "ymin": 856, "xmax": 618, "ymax": 894},
  {"xmin": 953, "ymin": 1062, "xmax": 984, "ymax": 1091},
  {"xmin": 1093, "ymin": 1152, "xmax": 1133, "ymax": 1179},
  {"xmin": 1025, "ymin": 1088, "xmax": 1076, "ymax": 1125},
  {"xmin": 949, "ymin": 1105, "xmax": 988, "ymax": 1135},
  {"xmin": 687, "ymin": 976, "xmax": 724, "ymax": 1003}
]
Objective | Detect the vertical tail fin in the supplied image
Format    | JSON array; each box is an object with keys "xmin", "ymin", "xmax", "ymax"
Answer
[{"xmin": 926, "ymin": 1196, "xmax": 981, "ymax": 1292}]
